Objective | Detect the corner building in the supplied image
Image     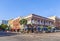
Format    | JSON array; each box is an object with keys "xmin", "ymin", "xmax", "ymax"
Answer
[{"xmin": 24, "ymin": 14, "xmax": 54, "ymax": 29}]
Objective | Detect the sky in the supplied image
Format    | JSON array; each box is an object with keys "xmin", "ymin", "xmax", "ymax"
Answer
[{"xmin": 0, "ymin": 0, "xmax": 60, "ymax": 20}]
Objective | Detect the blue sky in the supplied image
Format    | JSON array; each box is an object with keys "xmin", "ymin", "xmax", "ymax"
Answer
[{"xmin": 0, "ymin": 0, "xmax": 60, "ymax": 20}]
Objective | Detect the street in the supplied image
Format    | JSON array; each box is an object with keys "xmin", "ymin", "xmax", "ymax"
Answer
[{"xmin": 0, "ymin": 32, "xmax": 60, "ymax": 41}]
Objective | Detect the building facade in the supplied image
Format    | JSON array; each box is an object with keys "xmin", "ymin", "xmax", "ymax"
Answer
[
  {"xmin": 49, "ymin": 16, "xmax": 60, "ymax": 29},
  {"xmin": 24, "ymin": 14, "xmax": 54, "ymax": 29},
  {"xmin": 8, "ymin": 17, "xmax": 21, "ymax": 32},
  {"xmin": 8, "ymin": 14, "xmax": 60, "ymax": 32},
  {"xmin": 0, "ymin": 20, "xmax": 8, "ymax": 25}
]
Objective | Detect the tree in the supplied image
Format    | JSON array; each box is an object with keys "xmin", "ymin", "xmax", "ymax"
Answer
[
  {"xmin": 19, "ymin": 19, "xmax": 27, "ymax": 32},
  {"xmin": 47, "ymin": 26, "xmax": 51, "ymax": 30},
  {"xmin": 40, "ymin": 26, "xmax": 43, "ymax": 32},
  {"xmin": 47, "ymin": 26, "xmax": 52, "ymax": 32},
  {"xmin": 0, "ymin": 24, "xmax": 8, "ymax": 31},
  {"xmin": 0, "ymin": 25, "xmax": 2, "ymax": 30},
  {"xmin": 20, "ymin": 19, "xmax": 27, "ymax": 25}
]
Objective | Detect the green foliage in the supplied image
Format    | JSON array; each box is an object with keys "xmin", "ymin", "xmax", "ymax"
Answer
[
  {"xmin": 47, "ymin": 26, "xmax": 51, "ymax": 30},
  {"xmin": 40, "ymin": 26, "xmax": 43, "ymax": 29},
  {"xmin": 19, "ymin": 19, "xmax": 27, "ymax": 32},
  {"xmin": 20, "ymin": 19, "xmax": 27, "ymax": 25},
  {"xmin": 0, "ymin": 24, "xmax": 8, "ymax": 30}
]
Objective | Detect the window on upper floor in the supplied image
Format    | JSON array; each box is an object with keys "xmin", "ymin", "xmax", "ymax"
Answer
[
  {"xmin": 32, "ymin": 19, "xmax": 33, "ymax": 20},
  {"xmin": 38, "ymin": 20, "xmax": 40, "ymax": 22},
  {"xmin": 41, "ymin": 20, "xmax": 44, "ymax": 23},
  {"xmin": 49, "ymin": 21, "xmax": 53, "ymax": 25}
]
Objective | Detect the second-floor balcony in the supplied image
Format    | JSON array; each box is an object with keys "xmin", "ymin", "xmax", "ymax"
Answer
[
  {"xmin": 31, "ymin": 20, "xmax": 44, "ymax": 25},
  {"xmin": 27, "ymin": 20, "xmax": 53, "ymax": 26}
]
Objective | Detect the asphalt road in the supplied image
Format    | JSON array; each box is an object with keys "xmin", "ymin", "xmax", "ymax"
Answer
[{"xmin": 0, "ymin": 32, "xmax": 18, "ymax": 37}]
